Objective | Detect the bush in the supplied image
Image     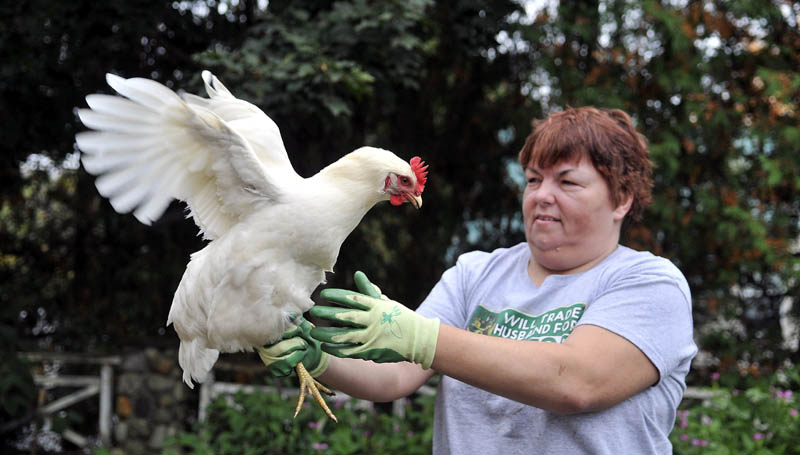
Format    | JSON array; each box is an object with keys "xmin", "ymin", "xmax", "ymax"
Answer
[
  {"xmin": 163, "ymin": 364, "xmax": 800, "ymax": 454},
  {"xmin": 162, "ymin": 389, "xmax": 434, "ymax": 455},
  {"xmin": 671, "ymin": 365, "xmax": 800, "ymax": 454}
]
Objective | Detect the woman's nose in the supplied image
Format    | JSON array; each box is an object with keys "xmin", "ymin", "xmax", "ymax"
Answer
[{"xmin": 532, "ymin": 179, "xmax": 557, "ymax": 205}]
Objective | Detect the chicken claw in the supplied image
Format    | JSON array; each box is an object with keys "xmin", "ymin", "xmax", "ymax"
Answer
[{"xmin": 294, "ymin": 361, "xmax": 337, "ymax": 423}]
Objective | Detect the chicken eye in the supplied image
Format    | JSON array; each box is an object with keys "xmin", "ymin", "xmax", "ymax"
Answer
[{"xmin": 401, "ymin": 177, "xmax": 410, "ymax": 185}]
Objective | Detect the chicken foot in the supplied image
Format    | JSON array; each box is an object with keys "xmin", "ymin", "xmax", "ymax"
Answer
[{"xmin": 294, "ymin": 361, "xmax": 337, "ymax": 423}]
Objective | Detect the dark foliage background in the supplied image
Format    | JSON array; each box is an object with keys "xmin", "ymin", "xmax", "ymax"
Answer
[{"xmin": 2, "ymin": 0, "xmax": 798, "ymax": 441}]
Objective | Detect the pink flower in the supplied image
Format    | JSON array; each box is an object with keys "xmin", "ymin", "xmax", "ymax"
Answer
[
  {"xmin": 676, "ymin": 410, "xmax": 689, "ymax": 428},
  {"xmin": 308, "ymin": 421, "xmax": 322, "ymax": 430},
  {"xmin": 680, "ymin": 434, "xmax": 689, "ymax": 441},
  {"xmin": 753, "ymin": 433, "xmax": 765, "ymax": 441},
  {"xmin": 790, "ymin": 409, "xmax": 798, "ymax": 417},
  {"xmin": 691, "ymin": 439, "xmax": 709, "ymax": 447},
  {"xmin": 711, "ymin": 372, "xmax": 720, "ymax": 381},
  {"xmin": 313, "ymin": 442, "xmax": 329, "ymax": 451}
]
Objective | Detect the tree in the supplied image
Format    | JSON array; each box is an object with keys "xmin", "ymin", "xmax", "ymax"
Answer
[
  {"xmin": 1, "ymin": 0, "xmax": 531, "ymax": 350},
  {"xmin": 183, "ymin": 0, "xmax": 533, "ymax": 305},
  {"xmin": 0, "ymin": 0, "xmax": 254, "ymax": 350},
  {"xmin": 2, "ymin": 0, "xmax": 797, "ymax": 379},
  {"xmin": 519, "ymin": 0, "xmax": 799, "ymax": 371}
]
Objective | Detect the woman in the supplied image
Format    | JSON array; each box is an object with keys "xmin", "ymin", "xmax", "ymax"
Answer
[{"xmin": 262, "ymin": 107, "xmax": 696, "ymax": 454}]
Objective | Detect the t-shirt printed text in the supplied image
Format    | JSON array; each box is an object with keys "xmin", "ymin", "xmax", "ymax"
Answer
[{"xmin": 467, "ymin": 303, "xmax": 586, "ymax": 343}]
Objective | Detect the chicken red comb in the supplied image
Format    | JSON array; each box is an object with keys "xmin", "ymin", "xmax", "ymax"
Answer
[{"xmin": 410, "ymin": 156, "xmax": 428, "ymax": 194}]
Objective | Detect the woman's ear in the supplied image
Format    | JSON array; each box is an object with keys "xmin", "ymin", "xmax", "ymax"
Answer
[{"xmin": 613, "ymin": 194, "xmax": 634, "ymax": 222}]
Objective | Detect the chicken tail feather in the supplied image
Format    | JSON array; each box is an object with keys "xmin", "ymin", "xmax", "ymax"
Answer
[{"xmin": 178, "ymin": 339, "xmax": 219, "ymax": 388}]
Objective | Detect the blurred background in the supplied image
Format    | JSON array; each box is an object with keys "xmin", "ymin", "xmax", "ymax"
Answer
[{"xmin": 1, "ymin": 0, "xmax": 798, "ymax": 453}]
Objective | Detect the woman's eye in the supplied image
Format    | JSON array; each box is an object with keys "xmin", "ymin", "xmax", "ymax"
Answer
[{"xmin": 527, "ymin": 177, "xmax": 540, "ymax": 184}]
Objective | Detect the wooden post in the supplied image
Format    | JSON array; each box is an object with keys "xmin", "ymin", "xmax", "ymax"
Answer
[
  {"xmin": 392, "ymin": 398, "xmax": 406, "ymax": 418},
  {"xmin": 99, "ymin": 363, "xmax": 113, "ymax": 446},
  {"xmin": 199, "ymin": 371, "xmax": 214, "ymax": 423}
]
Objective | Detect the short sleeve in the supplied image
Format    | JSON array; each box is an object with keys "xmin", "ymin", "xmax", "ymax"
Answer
[
  {"xmin": 415, "ymin": 253, "xmax": 484, "ymax": 329},
  {"xmin": 576, "ymin": 262, "xmax": 696, "ymax": 384}
]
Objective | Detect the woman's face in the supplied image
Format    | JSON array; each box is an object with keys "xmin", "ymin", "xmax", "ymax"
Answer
[{"xmin": 522, "ymin": 156, "xmax": 631, "ymax": 274}]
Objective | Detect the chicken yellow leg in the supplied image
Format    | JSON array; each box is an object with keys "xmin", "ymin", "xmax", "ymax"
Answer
[{"xmin": 294, "ymin": 361, "xmax": 337, "ymax": 423}]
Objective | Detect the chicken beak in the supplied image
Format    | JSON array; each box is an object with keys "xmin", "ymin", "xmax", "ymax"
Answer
[{"xmin": 406, "ymin": 193, "xmax": 423, "ymax": 209}]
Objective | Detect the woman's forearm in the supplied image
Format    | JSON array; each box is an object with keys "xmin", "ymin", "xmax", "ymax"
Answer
[
  {"xmin": 431, "ymin": 323, "xmax": 658, "ymax": 414},
  {"xmin": 318, "ymin": 356, "xmax": 434, "ymax": 402}
]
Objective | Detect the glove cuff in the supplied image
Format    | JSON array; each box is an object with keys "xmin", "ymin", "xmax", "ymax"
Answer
[
  {"xmin": 307, "ymin": 351, "xmax": 331, "ymax": 377},
  {"xmin": 414, "ymin": 316, "xmax": 440, "ymax": 370}
]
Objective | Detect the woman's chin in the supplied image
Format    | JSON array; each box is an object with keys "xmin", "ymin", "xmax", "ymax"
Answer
[
  {"xmin": 528, "ymin": 237, "xmax": 563, "ymax": 254},
  {"xmin": 530, "ymin": 245, "xmax": 567, "ymax": 267}
]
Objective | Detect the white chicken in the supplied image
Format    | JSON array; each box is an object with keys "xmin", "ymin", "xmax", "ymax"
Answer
[{"xmin": 75, "ymin": 71, "xmax": 427, "ymax": 421}]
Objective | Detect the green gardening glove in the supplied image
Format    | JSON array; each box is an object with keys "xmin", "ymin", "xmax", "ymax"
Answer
[
  {"xmin": 310, "ymin": 271, "xmax": 440, "ymax": 369},
  {"xmin": 257, "ymin": 315, "xmax": 330, "ymax": 378}
]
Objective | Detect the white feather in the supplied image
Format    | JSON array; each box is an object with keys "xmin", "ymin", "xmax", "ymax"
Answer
[
  {"xmin": 77, "ymin": 72, "xmax": 424, "ymax": 387},
  {"xmin": 85, "ymin": 94, "xmax": 154, "ymax": 119}
]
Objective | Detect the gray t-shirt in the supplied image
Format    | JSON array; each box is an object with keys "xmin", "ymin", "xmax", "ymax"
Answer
[{"xmin": 416, "ymin": 242, "xmax": 696, "ymax": 455}]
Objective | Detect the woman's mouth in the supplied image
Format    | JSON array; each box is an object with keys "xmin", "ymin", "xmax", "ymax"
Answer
[{"xmin": 535, "ymin": 214, "xmax": 561, "ymax": 224}]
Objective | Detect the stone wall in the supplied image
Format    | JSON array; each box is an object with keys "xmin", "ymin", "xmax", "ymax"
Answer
[{"xmin": 112, "ymin": 348, "xmax": 195, "ymax": 454}]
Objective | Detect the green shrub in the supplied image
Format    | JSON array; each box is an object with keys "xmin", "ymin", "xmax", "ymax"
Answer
[
  {"xmin": 163, "ymin": 389, "xmax": 434, "ymax": 455},
  {"xmin": 671, "ymin": 366, "xmax": 800, "ymax": 454},
  {"xmin": 164, "ymin": 364, "xmax": 800, "ymax": 454}
]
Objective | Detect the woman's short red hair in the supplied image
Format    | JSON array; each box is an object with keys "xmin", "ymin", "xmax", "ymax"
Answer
[{"xmin": 518, "ymin": 107, "xmax": 654, "ymax": 222}]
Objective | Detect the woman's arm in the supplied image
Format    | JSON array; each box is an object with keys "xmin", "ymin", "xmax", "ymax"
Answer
[
  {"xmin": 311, "ymin": 274, "xmax": 659, "ymax": 414},
  {"xmin": 318, "ymin": 357, "xmax": 435, "ymax": 402},
  {"xmin": 432, "ymin": 323, "xmax": 658, "ymax": 414}
]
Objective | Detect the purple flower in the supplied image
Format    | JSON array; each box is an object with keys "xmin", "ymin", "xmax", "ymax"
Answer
[
  {"xmin": 691, "ymin": 439, "xmax": 709, "ymax": 447},
  {"xmin": 676, "ymin": 410, "xmax": 689, "ymax": 428},
  {"xmin": 313, "ymin": 442, "xmax": 329, "ymax": 451},
  {"xmin": 680, "ymin": 434, "xmax": 689, "ymax": 441},
  {"xmin": 711, "ymin": 372, "xmax": 720, "ymax": 381},
  {"xmin": 308, "ymin": 421, "xmax": 322, "ymax": 430},
  {"xmin": 753, "ymin": 433, "xmax": 765, "ymax": 441},
  {"xmin": 790, "ymin": 409, "xmax": 798, "ymax": 417}
]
